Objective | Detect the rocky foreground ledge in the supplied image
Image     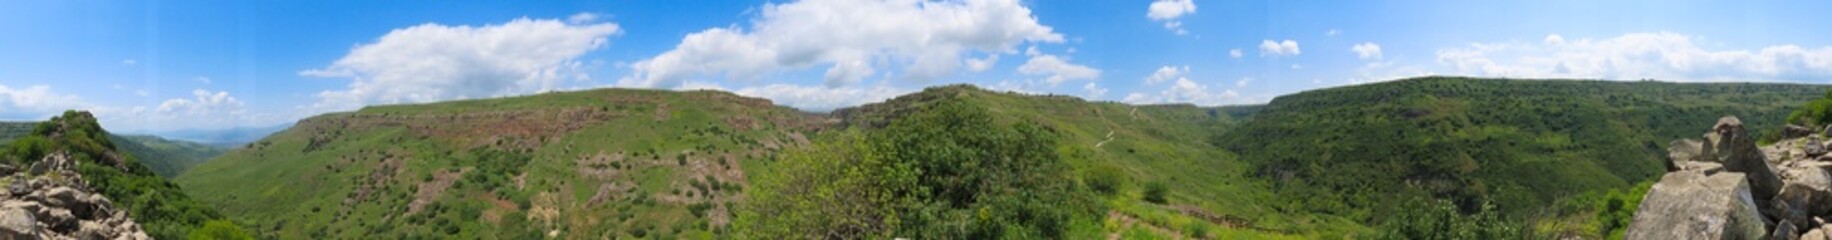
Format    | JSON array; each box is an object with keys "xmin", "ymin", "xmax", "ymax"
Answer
[
  {"xmin": 0, "ymin": 152, "xmax": 149, "ymax": 240},
  {"xmin": 1629, "ymin": 116, "xmax": 1832, "ymax": 240}
]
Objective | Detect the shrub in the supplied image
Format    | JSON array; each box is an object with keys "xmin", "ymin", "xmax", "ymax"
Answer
[
  {"xmin": 1085, "ymin": 164, "xmax": 1129, "ymax": 196},
  {"xmin": 1142, "ymin": 181, "xmax": 1169, "ymax": 204}
]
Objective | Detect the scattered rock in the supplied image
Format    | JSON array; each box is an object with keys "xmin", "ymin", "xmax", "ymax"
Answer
[
  {"xmin": 1811, "ymin": 138, "xmax": 1828, "ymax": 158},
  {"xmin": 1626, "ymin": 171, "xmax": 1767, "ymax": 240},
  {"xmin": 0, "ymin": 207, "xmax": 38, "ymax": 239},
  {"xmin": 1787, "ymin": 124, "xmax": 1817, "ymax": 140},
  {"xmin": 1805, "ymin": 228, "xmax": 1827, "ymax": 240},
  {"xmin": 1780, "ymin": 221, "xmax": 1803, "ymax": 240},
  {"xmin": 1715, "ymin": 116, "xmax": 1785, "ymax": 205}
]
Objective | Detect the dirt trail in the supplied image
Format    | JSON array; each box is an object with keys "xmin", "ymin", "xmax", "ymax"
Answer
[{"xmin": 1095, "ymin": 130, "xmax": 1115, "ymax": 148}]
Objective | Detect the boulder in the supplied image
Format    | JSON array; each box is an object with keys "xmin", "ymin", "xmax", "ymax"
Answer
[
  {"xmin": 1626, "ymin": 171, "xmax": 1768, "ymax": 240},
  {"xmin": 1779, "ymin": 221, "xmax": 1802, "ymax": 240},
  {"xmin": 1811, "ymin": 138, "xmax": 1828, "ymax": 158},
  {"xmin": 0, "ymin": 207, "xmax": 37, "ymax": 239},
  {"xmin": 1715, "ymin": 116, "xmax": 1785, "ymax": 204},
  {"xmin": 1809, "ymin": 227, "xmax": 1830, "ymax": 240},
  {"xmin": 1788, "ymin": 124, "xmax": 1818, "ymax": 139},
  {"xmin": 1670, "ymin": 139, "xmax": 1708, "ymax": 171},
  {"xmin": 1775, "ymin": 166, "xmax": 1832, "ymax": 228}
]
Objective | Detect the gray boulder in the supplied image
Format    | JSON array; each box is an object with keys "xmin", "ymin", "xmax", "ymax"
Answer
[
  {"xmin": 1810, "ymin": 138, "xmax": 1828, "ymax": 158},
  {"xmin": 1787, "ymin": 124, "xmax": 1817, "ymax": 140},
  {"xmin": 1715, "ymin": 116, "xmax": 1785, "ymax": 204},
  {"xmin": 1779, "ymin": 221, "xmax": 1802, "ymax": 240},
  {"xmin": 0, "ymin": 207, "xmax": 37, "ymax": 239},
  {"xmin": 1776, "ymin": 166, "xmax": 1832, "ymax": 228},
  {"xmin": 1670, "ymin": 139, "xmax": 1708, "ymax": 171},
  {"xmin": 1626, "ymin": 171, "xmax": 1768, "ymax": 240}
]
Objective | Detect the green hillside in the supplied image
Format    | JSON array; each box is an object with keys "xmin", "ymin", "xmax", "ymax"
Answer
[
  {"xmin": 173, "ymin": 77, "xmax": 1832, "ymax": 239},
  {"xmin": 4, "ymin": 121, "xmax": 230, "ymax": 178},
  {"xmin": 1214, "ymin": 77, "xmax": 1829, "ymax": 237},
  {"xmin": 0, "ymin": 111, "xmax": 242, "ymax": 239},
  {"xmin": 178, "ymin": 89, "xmax": 831, "ymax": 239},
  {"xmin": 110, "ymin": 134, "xmax": 229, "ymax": 177}
]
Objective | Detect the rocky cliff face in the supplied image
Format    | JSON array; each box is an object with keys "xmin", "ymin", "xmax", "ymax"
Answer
[
  {"xmin": 1629, "ymin": 117, "xmax": 1832, "ymax": 240},
  {"xmin": 0, "ymin": 152, "xmax": 150, "ymax": 240}
]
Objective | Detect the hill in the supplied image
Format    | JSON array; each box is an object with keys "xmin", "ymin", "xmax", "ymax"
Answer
[
  {"xmin": 109, "ymin": 135, "xmax": 229, "ymax": 177},
  {"xmin": 0, "ymin": 111, "xmax": 245, "ymax": 239},
  {"xmin": 178, "ymin": 89, "xmax": 831, "ymax": 239},
  {"xmin": 1213, "ymin": 77, "xmax": 1829, "ymax": 237},
  {"xmin": 174, "ymin": 77, "xmax": 1832, "ymax": 239},
  {"xmin": 3, "ymin": 122, "xmax": 229, "ymax": 178}
]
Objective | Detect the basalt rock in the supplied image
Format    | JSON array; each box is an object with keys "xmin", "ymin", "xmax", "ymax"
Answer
[
  {"xmin": 1714, "ymin": 116, "xmax": 1785, "ymax": 205},
  {"xmin": 1626, "ymin": 170, "xmax": 1767, "ymax": 240},
  {"xmin": 0, "ymin": 153, "xmax": 150, "ymax": 240}
]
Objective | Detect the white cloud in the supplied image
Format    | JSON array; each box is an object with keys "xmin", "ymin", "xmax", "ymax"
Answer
[
  {"xmin": 1122, "ymin": 77, "xmax": 1236, "ymax": 105},
  {"xmin": 301, "ymin": 17, "xmax": 622, "ymax": 112},
  {"xmin": 1017, "ymin": 53, "xmax": 1101, "ymax": 85},
  {"xmin": 1147, "ymin": 0, "xmax": 1196, "ymax": 35},
  {"xmin": 1326, "ymin": 29, "xmax": 1340, "ymax": 36},
  {"xmin": 194, "ymin": 76, "xmax": 213, "ymax": 84},
  {"xmin": 568, "ymin": 13, "xmax": 601, "ymax": 24},
  {"xmin": 1544, "ymin": 34, "xmax": 1565, "ymax": 45},
  {"xmin": 1229, "ymin": 48, "xmax": 1243, "ymax": 58},
  {"xmin": 1144, "ymin": 65, "xmax": 1188, "ymax": 85},
  {"xmin": 1083, "ymin": 82, "xmax": 1107, "ymax": 98},
  {"xmin": 0, "ymin": 85, "xmax": 91, "ymax": 119},
  {"xmin": 621, "ymin": 0, "xmax": 1064, "ymax": 88},
  {"xmin": 1436, "ymin": 32, "xmax": 1832, "ymax": 82},
  {"xmin": 156, "ymin": 89, "xmax": 245, "ymax": 116},
  {"xmin": 1235, "ymin": 77, "xmax": 1252, "ymax": 87},
  {"xmin": 965, "ymin": 54, "xmax": 1000, "ymax": 72},
  {"xmin": 1352, "ymin": 42, "xmax": 1383, "ymax": 60},
  {"xmin": 730, "ymin": 84, "xmax": 910, "ymax": 111},
  {"xmin": 121, "ymin": 59, "xmax": 136, "ymax": 65},
  {"xmin": 1259, "ymin": 39, "xmax": 1301, "ymax": 56}
]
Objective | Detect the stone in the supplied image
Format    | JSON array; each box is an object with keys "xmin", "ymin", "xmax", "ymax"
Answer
[
  {"xmin": 77, "ymin": 221, "xmax": 111, "ymax": 240},
  {"xmin": 1808, "ymin": 228, "xmax": 1829, "ymax": 240},
  {"xmin": 1779, "ymin": 221, "xmax": 1802, "ymax": 240},
  {"xmin": 1788, "ymin": 124, "xmax": 1818, "ymax": 139},
  {"xmin": 1625, "ymin": 171, "xmax": 1767, "ymax": 240},
  {"xmin": 1812, "ymin": 138, "xmax": 1829, "ymax": 158},
  {"xmin": 1670, "ymin": 139, "xmax": 1707, "ymax": 172},
  {"xmin": 0, "ymin": 207, "xmax": 38, "ymax": 239},
  {"xmin": 1715, "ymin": 116, "xmax": 1785, "ymax": 205},
  {"xmin": 1776, "ymin": 166, "xmax": 1832, "ymax": 227}
]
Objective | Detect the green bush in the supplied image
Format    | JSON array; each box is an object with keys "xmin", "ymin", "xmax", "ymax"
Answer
[
  {"xmin": 187, "ymin": 220, "xmax": 254, "ymax": 240},
  {"xmin": 739, "ymin": 100, "xmax": 1099, "ymax": 239},
  {"xmin": 1084, "ymin": 164, "xmax": 1129, "ymax": 196},
  {"xmin": 1376, "ymin": 197, "xmax": 1519, "ymax": 240},
  {"xmin": 1142, "ymin": 181, "xmax": 1169, "ymax": 204}
]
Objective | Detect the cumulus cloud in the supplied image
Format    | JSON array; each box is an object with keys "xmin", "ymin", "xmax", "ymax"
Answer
[
  {"xmin": 1017, "ymin": 53, "xmax": 1101, "ymax": 85},
  {"xmin": 1436, "ymin": 32, "xmax": 1832, "ymax": 81},
  {"xmin": 620, "ymin": 0, "xmax": 1064, "ymax": 88},
  {"xmin": 568, "ymin": 13, "xmax": 601, "ymax": 24},
  {"xmin": 1229, "ymin": 48, "xmax": 1243, "ymax": 58},
  {"xmin": 1326, "ymin": 29, "xmax": 1340, "ymax": 36},
  {"xmin": 156, "ymin": 89, "xmax": 245, "ymax": 116},
  {"xmin": 0, "ymin": 84, "xmax": 91, "ymax": 119},
  {"xmin": 1147, "ymin": 0, "xmax": 1196, "ymax": 35},
  {"xmin": 301, "ymin": 17, "xmax": 621, "ymax": 112},
  {"xmin": 965, "ymin": 54, "xmax": 1000, "ymax": 72},
  {"xmin": 1144, "ymin": 65, "xmax": 1188, "ymax": 85},
  {"xmin": 731, "ymin": 84, "xmax": 910, "ymax": 111},
  {"xmin": 1083, "ymin": 82, "xmax": 1107, "ymax": 98},
  {"xmin": 1260, "ymin": 39, "xmax": 1301, "ymax": 56},
  {"xmin": 1352, "ymin": 42, "xmax": 1383, "ymax": 60},
  {"xmin": 1122, "ymin": 77, "xmax": 1236, "ymax": 105}
]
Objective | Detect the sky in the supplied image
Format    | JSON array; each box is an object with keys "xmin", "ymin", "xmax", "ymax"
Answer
[{"xmin": 3, "ymin": 0, "xmax": 1832, "ymax": 134}]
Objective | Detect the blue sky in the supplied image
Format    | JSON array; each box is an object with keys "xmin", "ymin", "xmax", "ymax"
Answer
[{"xmin": 3, "ymin": 0, "xmax": 1832, "ymax": 133}]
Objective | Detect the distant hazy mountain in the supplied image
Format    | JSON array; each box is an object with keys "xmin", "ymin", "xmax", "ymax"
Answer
[{"xmin": 134, "ymin": 124, "xmax": 293, "ymax": 148}]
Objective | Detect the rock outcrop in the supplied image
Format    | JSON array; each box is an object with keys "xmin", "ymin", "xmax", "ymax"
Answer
[
  {"xmin": 0, "ymin": 153, "xmax": 150, "ymax": 240},
  {"xmin": 1631, "ymin": 116, "xmax": 1832, "ymax": 239}
]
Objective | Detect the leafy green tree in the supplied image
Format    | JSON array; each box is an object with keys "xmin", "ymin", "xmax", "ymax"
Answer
[
  {"xmin": 187, "ymin": 220, "xmax": 254, "ymax": 240},
  {"xmin": 740, "ymin": 100, "xmax": 1099, "ymax": 239},
  {"xmin": 1377, "ymin": 197, "xmax": 1519, "ymax": 240}
]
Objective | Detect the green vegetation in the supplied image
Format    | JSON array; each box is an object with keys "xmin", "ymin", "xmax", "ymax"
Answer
[
  {"xmin": 169, "ymin": 77, "xmax": 1829, "ymax": 239},
  {"xmin": 741, "ymin": 100, "xmax": 1101, "ymax": 239},
  {"xmin": 1215, "ymin": 77, "xmax": 1826, "ymax": 236},
  {"xmin": 110, "ymin": 134, "xmax": 228, "ymax": 177},
  {"xmin": 0, "ymin": 111, "xmax": 244, "ymax": 239},
  {"xmin": 1788, "ymin": 89, "xmax": 1832, "ymax": 127}
]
